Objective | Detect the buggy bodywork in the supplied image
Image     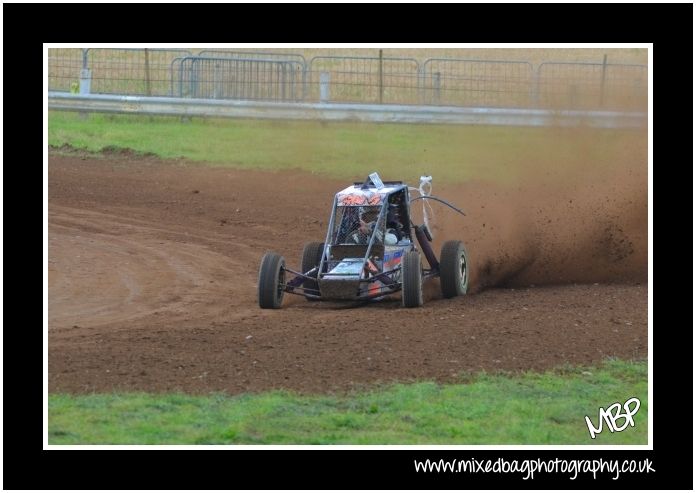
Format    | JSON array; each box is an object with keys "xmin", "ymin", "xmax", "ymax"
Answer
[{"xmin": 258, "ymin": 173, "xmax": 469, "ymax": 308}]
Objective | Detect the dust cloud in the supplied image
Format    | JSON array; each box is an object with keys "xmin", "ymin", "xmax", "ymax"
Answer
[{"xmin": 421, "ymin": 127, "xmax": 648, "ymax": 291}]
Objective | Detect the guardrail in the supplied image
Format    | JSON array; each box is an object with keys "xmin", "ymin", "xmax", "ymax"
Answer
[{"xmin": 48, "ymin": 92, "xmax": 647, "ymax": 128}]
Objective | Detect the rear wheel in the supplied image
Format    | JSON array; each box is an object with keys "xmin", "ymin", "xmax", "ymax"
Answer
[
  {"xmin": 258, "ymin": 252, "xmax": 286, "ymax": 309},
  {"xmin": 401, "ymin": 250, "xmax": 423, "ymax": 308},
  {"xmin": 440, "ymin": 240, "xmax": 469, "ymax": 298},
  {"xmin": 301, "ymin": 242, "xmax": 324, "ymax": 301}
]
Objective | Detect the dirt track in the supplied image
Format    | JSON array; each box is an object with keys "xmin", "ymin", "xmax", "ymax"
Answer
[{"xmin": 48, "ymin": 150, "xmax": 648, "ymax": 394}]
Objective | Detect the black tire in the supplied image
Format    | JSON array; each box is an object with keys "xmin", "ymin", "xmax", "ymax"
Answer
[
  {"xmin": 401, "ymin": 250, "xmax": 423, "ymax": 308},
  {"xmin": 301, "ymin": 242, "xmax": 324, "ymax": 301},
  {"xmin": 440, "ymin": 240, "xmax": 469, "ymax": 298},
  {"xmin": 258, "ymin": 252, "xmax": 285, "ymax": 309}
]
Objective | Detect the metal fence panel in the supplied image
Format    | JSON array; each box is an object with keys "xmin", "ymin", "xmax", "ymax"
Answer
[
  {"xmin": 48, "ymin": 49, "xmax": 648, "ymax": 113},
  {"xmin": 48, "ymin": 48, "xmax": 85, "ymax": 92},
  {"xmin": 86, "ymin": 48, "xmax": 192, "ymax": 96},
  {"xmin": 197, "ymin": 51, "xmax": 308, "ymax": 99},
  {"xmin": 422, "ymin": 59, "xmax": 534, "ymax": 108},
  {"xmin": 309, "ymin": 56, "xmax": 420, "ymax": 104},
  {"xmin": 536, "ymin": 62, "xmax": 648, "ymax": 111},
  {"xmin": 175, "ymin": 56, "xmax": 304, "ymax": 101}
]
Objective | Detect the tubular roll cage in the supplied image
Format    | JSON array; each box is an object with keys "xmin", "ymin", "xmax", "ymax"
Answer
[{"xmin": 280, "ymin": 183, "xmax": 442, "ymax": 300}]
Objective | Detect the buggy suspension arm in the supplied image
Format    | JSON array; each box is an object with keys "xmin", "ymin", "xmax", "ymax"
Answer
[{"xmin": 283, "ymin": 267, "xmax": 317, "ymax": 288}]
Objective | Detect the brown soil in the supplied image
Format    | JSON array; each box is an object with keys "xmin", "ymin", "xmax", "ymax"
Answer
[{"xmin": 48, "ymin": 151, "xmax": 648, "ymax": 395}]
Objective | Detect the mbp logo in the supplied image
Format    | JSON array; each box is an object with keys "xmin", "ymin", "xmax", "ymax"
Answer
[{"xmin": 585, "ymin": 397, "xmax": 641, "ymax": 439}]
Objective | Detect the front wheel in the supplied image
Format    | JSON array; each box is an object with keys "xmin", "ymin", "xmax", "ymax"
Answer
[
  {"xmin": 258, "ymin": 252, "xmax": 286, "ymax": 309},
  {"xmin": 439, "ymin": 240, "xmax": 469, "ymax": 298},
  {"xmin": 401, "ymin": 250, "xmax": 423, "ymax": 308},
  {"xmin": 301, "ymin": 242, "xmax": 324, "ymax": 301}
]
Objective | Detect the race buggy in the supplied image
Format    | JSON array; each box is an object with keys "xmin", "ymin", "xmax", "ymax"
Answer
[{"xmin": 258, "ymin": 172, "xmax": 469, "ymax": 308}]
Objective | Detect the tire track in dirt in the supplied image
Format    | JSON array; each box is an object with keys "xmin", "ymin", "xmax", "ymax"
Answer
[{"xmin": 49, "ymin": 205, "xmax": 258, "ymax": 332}]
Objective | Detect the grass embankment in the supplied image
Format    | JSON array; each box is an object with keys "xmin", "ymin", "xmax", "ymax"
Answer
[
  {"xmin": 49, "ymin": 359, "xmax": 647, "ymax": 445},
  {"xmin": 48, "ymin": 112, "xmax": 645, "ymax": 185}
]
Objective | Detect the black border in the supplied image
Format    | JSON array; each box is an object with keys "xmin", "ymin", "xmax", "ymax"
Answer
[{"xmin": 10, "ymin": 1, "xmax": 693, "ymax": 490}]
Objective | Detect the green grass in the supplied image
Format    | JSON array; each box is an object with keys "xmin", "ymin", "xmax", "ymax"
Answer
[
  {"xmin": 49, "ymin": 359, "xmax": 647, "ymax": 445},
  {"xmin": 48, "ymin": 112, "xmax": 646, "ymax": 185}
]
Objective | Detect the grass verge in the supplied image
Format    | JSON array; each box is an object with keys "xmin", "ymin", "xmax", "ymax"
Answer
[
  {"xmin": 48, "ymin": 112, "xmax": 646, "ymax": 185},
  {"xmin": 49, "ymin": 359, "xmax": 647, "ymax": 445}
]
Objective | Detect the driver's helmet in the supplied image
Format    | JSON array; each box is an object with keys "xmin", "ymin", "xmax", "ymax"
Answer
[
  {"xmin": 348, "ymin": 207, "xmax": 382, "ymax": 244},
  {"xmin": 359, "ymin": 207, "xmax": 379, "ymax": 224}
]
